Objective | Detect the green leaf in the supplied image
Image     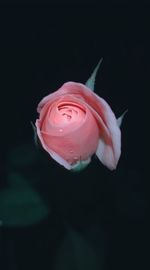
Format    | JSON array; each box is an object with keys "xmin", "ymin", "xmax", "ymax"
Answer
[
  {"xmin": 53, "ymin": 228, "xmax": 101, "ymax": 270},
  {"xmin": 85, "ymin": 58, "xmax": 103, "ymax": 91},
  {"xmin": 0, "ymin": 173, "xmax": 50, "ymax": 227}
]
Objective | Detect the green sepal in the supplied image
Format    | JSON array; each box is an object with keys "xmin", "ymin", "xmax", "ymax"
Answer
[
  {"xmin": 31, "ymin": 121, "xmax": 39, "ymax": 146},
  {"xmin": 85, "ymin": 58, "xmax": 103, "ymax": 91},
  {"xmin": 117, "ymin": 109, "xmax": 128, "ymax": 127},
  {"xmin": 71, "ymin": 158, "xmax": 91, "ymax": 172}
]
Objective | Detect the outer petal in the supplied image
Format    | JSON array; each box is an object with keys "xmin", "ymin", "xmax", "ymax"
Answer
[
  {"xmin": 94, "ymin": 97, "xmax": 121, "ymax": 170},
  {"xmin": 96, "ymin": 138, "xmax": 120, "ymax": 170},
  {"xmin": 36, "ymin": 119, "xmax": 72, "ymax": 170}
]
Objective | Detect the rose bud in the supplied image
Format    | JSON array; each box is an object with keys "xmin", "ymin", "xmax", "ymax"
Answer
[{"xmin": 35, "ymin": 81, "xmax": 122, "ymax": 171}]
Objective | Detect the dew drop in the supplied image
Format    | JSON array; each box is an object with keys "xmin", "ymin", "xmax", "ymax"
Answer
[
  {"xmin": 59, "ymin": 128, "xmax": 63, "ymax": 132},
  {"xmin": 74, "ymin": 156, "xmax": 78, "ymax": 160}
]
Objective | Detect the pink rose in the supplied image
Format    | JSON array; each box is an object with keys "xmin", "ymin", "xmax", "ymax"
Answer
[{"xmin": 35, "ymin": 81, "xmax": 121, "ymax": 171}]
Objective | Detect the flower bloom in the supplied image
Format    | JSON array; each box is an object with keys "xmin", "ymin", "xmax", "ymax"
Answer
[{"xmin": 35, "ymin": 82, "xmax": 121, "ymax": 170}]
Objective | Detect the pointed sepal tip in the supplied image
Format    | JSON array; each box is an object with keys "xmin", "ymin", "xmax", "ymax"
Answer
[{"xmin": 85, "ymin": 58, "xmax": 103, "ymax": 91}]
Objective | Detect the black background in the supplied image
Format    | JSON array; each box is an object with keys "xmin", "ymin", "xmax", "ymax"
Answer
[{"xmin": 0, "ymin": 3, "xmax": 149, "ymax": 270}]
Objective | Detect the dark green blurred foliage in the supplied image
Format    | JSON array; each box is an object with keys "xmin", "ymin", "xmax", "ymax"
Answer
[
  {"xmin": 0, "ymin": 178, "xmax": 49, "ymax": 227},
  {"xmin": 0, "ymin": 144, "xmax": 50, "ymax": 227}
]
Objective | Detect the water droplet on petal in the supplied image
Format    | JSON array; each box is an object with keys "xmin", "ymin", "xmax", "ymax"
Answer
[
  {"xmin": 59, "ymin": 129, "xmax": 63, "ymax": 132},
  {"xmin": 74, "ymin": 156, "xmax": 78, "ymax": 160}
]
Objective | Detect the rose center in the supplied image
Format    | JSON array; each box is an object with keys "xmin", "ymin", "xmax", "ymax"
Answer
[{"xmin": 57, "ymin": 103, "xmax": 85, "ymax": 124}]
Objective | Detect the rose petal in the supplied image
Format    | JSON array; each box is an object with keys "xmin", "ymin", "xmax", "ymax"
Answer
[
  {"xmin": 94, "ymin": 97, "xmax": 121, "ymax": 169},
  {"xmin": 96, "ymin": 138, "xmax": 120, "ymax": 170},
  {"xmin": 35, "ymin": 119, "xmax": 72, "ymax": 170}
]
